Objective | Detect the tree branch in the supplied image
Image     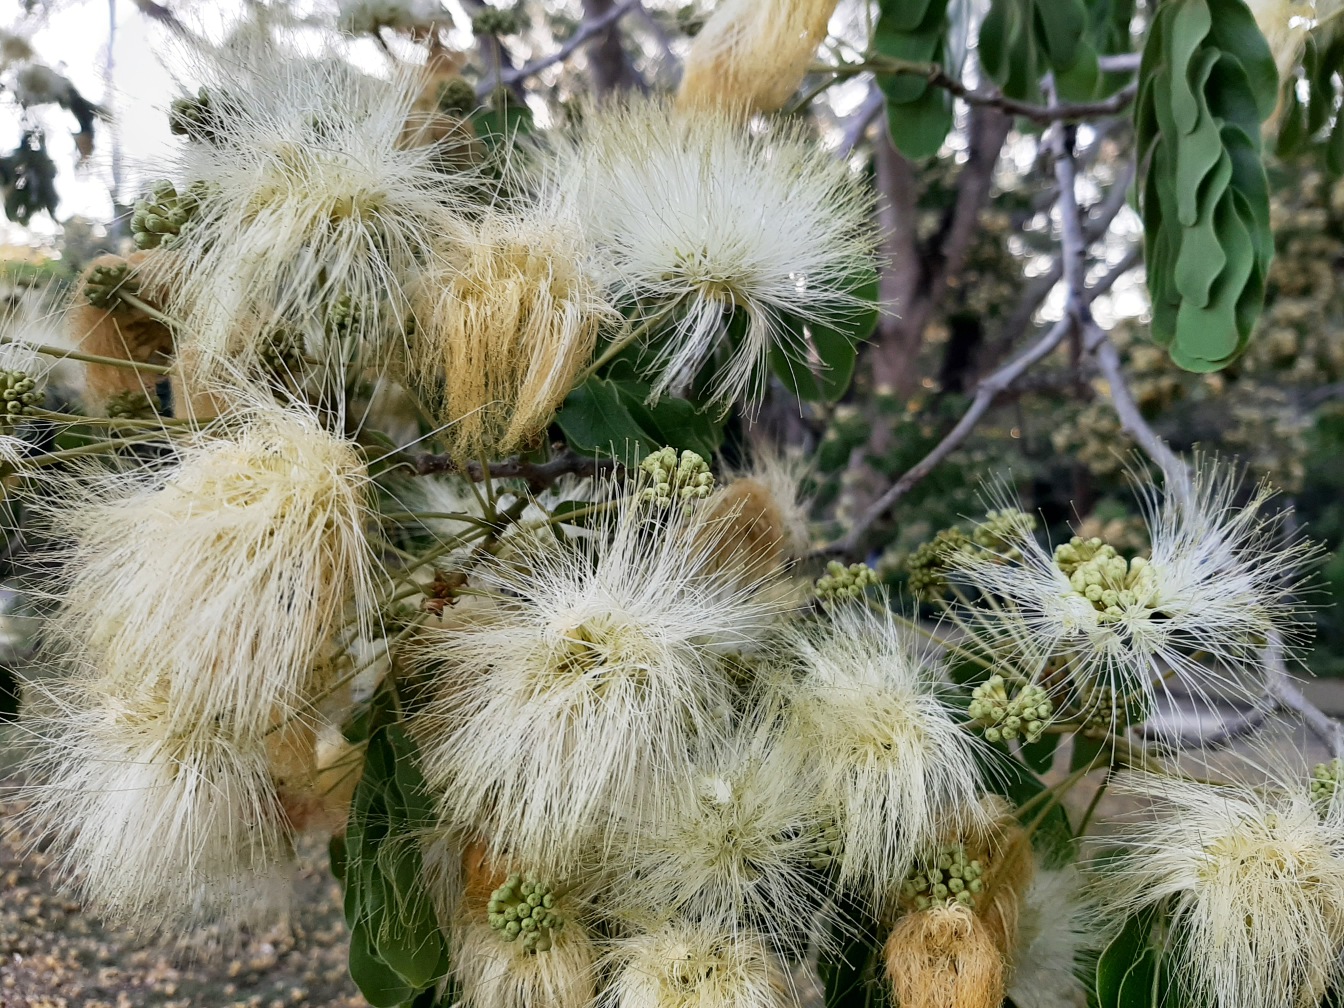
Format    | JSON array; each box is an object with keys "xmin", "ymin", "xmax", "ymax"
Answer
[
  {"xmin": 579, "ymin": 0, "xmax": 647, "ymax": 95},
  {"xmin": 836, "ymin": 58, "xmax": 1137, "ymax": 124},
  {"xmin": 481, "ymin": 0, "xmax": 643, "ymax": 97},
  {"xmin": 412, "ymin": 448, "xmax": 619, "ymax": 491}
]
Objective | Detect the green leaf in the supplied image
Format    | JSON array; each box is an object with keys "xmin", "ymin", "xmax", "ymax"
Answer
[
  {"xmin": 611, "ymin": 380, "xmax": 725, "ymax": 458},
  {"xmin": 1069, "ymin": 733, "xmax": 1108, "ymax": 772},
  {"xmin": 884, "ymin": 83, "xmax": 954, "ymax": 159},
  {"xmin": 1019, "ymin": 734, "xmax": 1060, "ymax": 774},
  {"xmin": 555, "ymin": 376, "xmax": 656, "ymax": 457},
  {"xmin": 1166, "ymin": 0, "xmax": 1213, "ymax": 134},
  {"xmin": 1205, "ymin": 0, "xmax": 1281, "ymax": 122},
  {"xmin": 1095, "ymin": 908, "xmax": 1160, "ymax": 1008},
  {"xmin": 349, "ymin": 918, "xmax": 418, "ymax": 1008}
]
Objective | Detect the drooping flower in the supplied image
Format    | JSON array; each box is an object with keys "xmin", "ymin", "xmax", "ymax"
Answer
[
  {"xmin": 408, "ymin": 209, "xmax": 612, "ymax": 459},
  {"xmin": 677, "ymin": 0, "xmax": 842, "ymax": 115},
  {"xmin": 604, "ymin": 918, "xmax": 798, "ymax": 1008},
  {"xmin": 1094, "ymin": 770, "xmax": 1344, "ymax": 1008},
  {"xmin": 40, "ymin": 394, "xmax": 376, "ymax": 739},
  {"xmin": 948, "ymin": 468, "xmax": 1314, "ymax": 716},
  {"xmin": 21, "ymin": 685, "xmax": 291, "ymax": 932},
  {"xmin": 143, "ymin": 41, "xmax": 478, "ymax": 383},
  {"xmin": 1006, "ymin": 867, "xmax": 1099, "ymax": 1008},
  {"xmin": 415, "ymin": 476, "xmax": 792, "ymax": 877},
  {"xmin": 536, "ymin": 97, "xmax": 874, "ymax": 413},
  {"xmin": 782, "ymin": 605, "xmax": 985, "ymax": 892}
]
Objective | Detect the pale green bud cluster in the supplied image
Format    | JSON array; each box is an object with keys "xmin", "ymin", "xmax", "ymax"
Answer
[
  {"xmin": 972, "ymin": 507, "xmax": 1037, "ymax": 558},
  {"xmin": 437, "ymin": 78, "xmax": 477, "ymax": 115},
  {"xmin": 809, "ymin": 820, "xmax": 843, "ymax": 871},
  {"xmin": 0, "ymin": 368, "xmax": 42, "ymax": 430},
  {"xmin": 104, "ymin": 391, "xmax": 155, "ymax": 420},
  {"xmin": 968, "ymin": 674, "xmax": 1053, "ymax": 743},
  {"xmin": 1054, "ymin": 537, "xmax": 1157, "ymax": 620},
  {"xmin": 488, "ymin": 875, "xmax": 565, "ymax": 953},
  {"xmin": 471, "ymin": 8, "xmax": 520, "ymax": 35},
  {"xmin": 168, "ymin": 88, "xmax": 217, "ymax": 141},
  {"xmin": 899, "ymin": 844, "xmax": 983, "ymax": 910},
  {"xmin": 815, "ymin": 561, "xmax": 879, "ymax": 602},
  {"xmin": 639, "ymin": 447, "xmax": 714, "ymax": 510},
  {"xmin": 905, "ymin": 528, "xmax": 972, "ymax": 598},
  {"xmin": 1311, "ymin": 759, "xmax": 1342, "ymax": 810},
  {"xmin": 83, "ymin": 261, "xmax": 136, "ymax": 310},
  {"xmin": 131, "ymin": 180, "xmax": 205, "ymax": 251}
]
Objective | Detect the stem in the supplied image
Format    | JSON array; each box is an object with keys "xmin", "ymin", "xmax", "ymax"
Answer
[
  {"xmin": 574, "ymin": 305, "xmax": 674, "ymax": 385},
  {"xmin": 1077, "ymin": 775, "xmax": 1110, "ymax": 837},
  {"xmin": 116, "ymin": 291, "xmax": 180, "ymax": 329},
  {"xmin": 2, "ymin": 337, "xmax": 173, "ymax": 376}
]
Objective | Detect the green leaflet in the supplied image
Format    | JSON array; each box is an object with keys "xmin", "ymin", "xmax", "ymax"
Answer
[
  {"xmin": 980, "ymin": 0, "xmax": 1101, "ymax": 103},
  {"xmin": 1135, "ymin": 0, "xmax": 1277, "ymax": 371},
  {"xmin": 873, "ymin": 0, "xmax": 954, "ymax": 158},
  {"xmin": 337, "ymin": 725, "xmax": 452, "ymax": 1008}
]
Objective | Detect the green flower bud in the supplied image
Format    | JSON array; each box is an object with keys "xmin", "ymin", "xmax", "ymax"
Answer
[
  {"xmin": 901, "ymin": 843, "xmax": 981, "ymax": 911},
  {"xmin": 488, "ymin": 874, "xmax": 564, "ymax": 953},
  {"xmin": 83, "ymin": 260, "xmax": 137, "ymax": 310},
  {"xmin": 970, "ymin": 674, "xmax": 1054, "ymax": 743},
  {"xmin": 815, "ymin": 561, "xmax": 879, "ymax": 603},
  {"xmin": 638, "ymin": 446, "xmax": 715, "ymax": 512}
]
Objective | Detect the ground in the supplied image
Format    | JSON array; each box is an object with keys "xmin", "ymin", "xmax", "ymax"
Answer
[{"xmin": 0, "ymin": 791, "xmax": 368, "ymax": 1008}]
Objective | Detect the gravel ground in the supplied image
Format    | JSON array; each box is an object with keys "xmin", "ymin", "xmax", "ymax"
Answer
[{"xmin": 0, "ymin": 789, "xmax": 369, "ymax": 1008}]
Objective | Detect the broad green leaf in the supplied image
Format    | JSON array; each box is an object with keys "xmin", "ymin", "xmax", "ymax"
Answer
[
  {"xmin": 1095, "ymin": 908, "xmax": 1160, "ymax": 1008},
  {"xmin": 1206, "ymin": 0, "xmax": 1281, "ymax": 121},
  {"xmin": 1019, "ymin": 733, "xmax": 1060, "ymax": 774},
  {"xmin": 1173, "ymin": 151, "xmax": 1232, "ymax": 305},
  {"xmin": 1166, "ymin": 0, "xmax": 1213, "ymax": 134},
  {"xmin": 885, "ymin": 83, "xmax": 953, "ymax": 159},
  {"xmin": 349, "ymin": 918, "xmax": 418, "ymax": 1008},
  {"xmin": 555, "ymin": 376, "xmax": 655, "ymax": 456}
]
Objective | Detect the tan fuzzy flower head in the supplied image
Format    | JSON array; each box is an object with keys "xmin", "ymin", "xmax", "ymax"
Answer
[
  {"xmin": 678, "ymin": 0, "xmax": 842, "ymax": 115},
  {"xmin": 410, "ymin": 210, "xmax": 611, "ymax": 459}
]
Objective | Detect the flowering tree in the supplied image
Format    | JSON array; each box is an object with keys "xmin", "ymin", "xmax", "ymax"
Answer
[{"xmin": 4, "ymin": 3, "xmax": 1344, "ymax": 1008}]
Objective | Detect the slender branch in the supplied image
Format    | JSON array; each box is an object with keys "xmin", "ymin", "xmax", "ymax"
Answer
[
  {"xmin": 412, "ymin": 448, "xmax": 620, "ymax": 490},
  {"xmin": 827, "ymin": 58, "xmax": 1137, "ymax": 124},
  {"xmin": 832, "ymin": 251, "xmax": 1138, "ymax": 557},
  {"xmin": 480, "ymin": 0, "xmax": 642, "ymax": 97},
  {"xmin": 1, "ymin": 337, "xmax": 173, "ymax": 376}
]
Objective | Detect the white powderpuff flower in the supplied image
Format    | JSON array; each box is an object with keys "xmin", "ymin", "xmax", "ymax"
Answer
[
  {"xmin": 40, "ymin": 394, "xmax": 376, "ymax": 739},
  {"xmin": 605, "ymin": 724, "xmax": 829, "ymax": 950},
  {"xmin": 603, "ymin": 918, "xmax": 798, "ymax": 1008},
  {"xmin": 452, "ymin": 900, "xmax": 598, "ymax": 1008},
  {"xmin": 416, "ymin": 480, "xmax": 793, "ymax": 877},
  {"xmin": 783, "ymin": 605, "xmax": 984, "ymax": 892},
  {"xmin": 21, "ymin": 686, "xmax": 290, "ymax": 932},
  {"xmin": 1096, "ymin": 770, "xmax": 1344, "ymax": 1008},
  {"xmin": 948, "ymin": 468, "xmax": 1314, "ymax": 713},
  {"xmin": 146, "ymin": 41, "xmax": 477, "ymax": 379},
  {"xmin": 535, "ymin": 97, "xmax": 874, "ymax": 413},
  {"xmin": 1007, "ymin": 867, "xmax": 1099, "ymax": 1008}
]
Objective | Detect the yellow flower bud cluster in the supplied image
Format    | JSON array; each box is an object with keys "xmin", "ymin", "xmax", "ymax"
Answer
[
  {"xmin": 899, "ymin": 844, "xmax": 984, "ymax": 911},
  {"xmin": 638, "ymin": 447, "xmax": 714, "ymax": 511},
  {"xmin": 1054, "ymin": 537, "xmax": 1157, "ymax": 620},
  {"xmin": 815, "ymin": 561, "xmax": 879, "ymax": 602},
  {"xmin": 968, "ymin": 674, "xmax": 1052, "ymax": 744}
]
